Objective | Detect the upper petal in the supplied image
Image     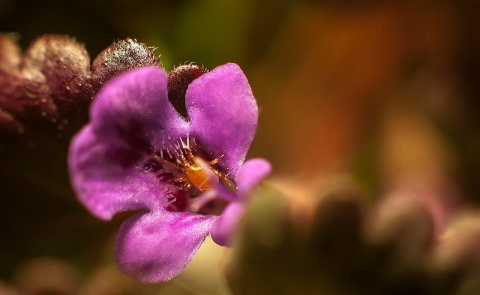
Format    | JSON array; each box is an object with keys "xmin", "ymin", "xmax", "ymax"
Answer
[
  {"xmin": 90, "ymin": 66, "xmax": 188, "ymax": 150},
  {"xmin": 186, "ymin": 63, "xmax": 258, "ymax": 178},
  {"xmin": 115, "ymin": 211, "xmax": 216, "ymax": 283},
  {"xmin": 69, "ymin": 67, "xmax": 188, "ymax": 219}
]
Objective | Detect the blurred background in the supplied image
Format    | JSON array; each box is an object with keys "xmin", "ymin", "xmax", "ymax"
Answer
[{"xmin": 2, "ymin": 0, "xmax": 480, "ymax": 294}]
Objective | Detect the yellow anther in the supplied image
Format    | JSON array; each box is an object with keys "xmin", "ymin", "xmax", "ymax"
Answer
[{"xmin": 185, "ymin": 157, "xmax": 219, "ymax": 191}]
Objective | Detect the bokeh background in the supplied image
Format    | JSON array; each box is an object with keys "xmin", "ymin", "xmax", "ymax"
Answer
[{"xmin": 2, "ymin": 0, "xmax": 480, "ymax": 294}]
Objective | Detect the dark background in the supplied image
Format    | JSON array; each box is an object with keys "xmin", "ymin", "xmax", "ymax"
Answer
[{"xmin": 2, "ymin": 0, "xmax": 480, "ymax": 294}]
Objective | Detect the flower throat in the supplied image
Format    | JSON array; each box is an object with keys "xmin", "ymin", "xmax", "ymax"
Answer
[{"xmin": 143, "ymin": 135, "xmax": 234, "ymax": 215}]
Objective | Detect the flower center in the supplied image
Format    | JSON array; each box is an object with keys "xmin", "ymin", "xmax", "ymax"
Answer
[{"xmin": 143, "ymin": 136, "xmax": 234, "ymax": 215}]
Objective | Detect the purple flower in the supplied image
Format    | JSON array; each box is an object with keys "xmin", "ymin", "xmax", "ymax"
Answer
[{"xmin": 68, "ymin": 63, "xmax": 270, "ymax": 283}]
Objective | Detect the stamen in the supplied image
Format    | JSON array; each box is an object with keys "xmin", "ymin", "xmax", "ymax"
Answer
[
  {"xmin": 178, "ymin": 153, "xmax": 188, "ymax": 166},
  {"xmin": 143, "ymin": 136, "xmax": 234, "ymax": 215}
]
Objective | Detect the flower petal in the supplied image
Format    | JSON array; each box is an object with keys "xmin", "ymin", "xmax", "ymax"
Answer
[
  {"xmin": 186, "ymin": 63, "xmax": 258, "ymax": 177},
  {"xmin": 210, "ymin": 201, "xmax": 245, "ymax": 246},
  {"xmin": 69, "ymin": 126, "xmax": 170, "ymax": 219},
  {"xmin": 115, "ymin": 211, "xmax": 216, "ymax": 283},
  {"xmin": 90, "ymin": 66, "xmax": 188, "ymax": 153},
  {"xmin": 237, "ymin": 158, "xmax": 271, "ymax": 199},
  {"xmin": 69, "ymin": 67, "xmax": 189, "ymax": 219}
]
